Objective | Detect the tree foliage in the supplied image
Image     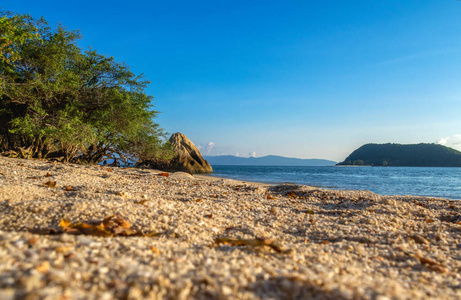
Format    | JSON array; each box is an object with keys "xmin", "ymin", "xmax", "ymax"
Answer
[{"xmin": 0, "ymin": 11, "xmax": 171, "ymax": 164}]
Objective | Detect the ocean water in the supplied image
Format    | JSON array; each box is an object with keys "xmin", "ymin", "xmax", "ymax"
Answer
[{"xmin": 210, "ymin": 165, "xmax": 461, "ymax": 200}]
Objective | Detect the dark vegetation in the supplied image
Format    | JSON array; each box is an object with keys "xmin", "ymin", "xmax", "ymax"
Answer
[
  {"xmin": 0, "ymin": 11, "xmax": 172, "ymax": 164},
  {"xmin": 338, "ymin": 143, "xmax": 461, "ymax": 167}
]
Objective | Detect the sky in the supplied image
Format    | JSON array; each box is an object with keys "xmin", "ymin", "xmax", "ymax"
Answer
[{"xmin": 3, "ymin": 0, "xmax": 461, "ymax": 161}]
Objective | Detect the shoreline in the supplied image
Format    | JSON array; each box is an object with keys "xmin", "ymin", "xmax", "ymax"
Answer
[
  {"xmin": 209, "ymin": 165, "xmax": 461, "ymax": 200},
  {"xmin": 0, "ymin": 156, "xmax": 460, "ymax": 299}
]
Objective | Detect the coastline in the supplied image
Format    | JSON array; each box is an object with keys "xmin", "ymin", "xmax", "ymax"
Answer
[{"xmin": 0, "ymin": 156, "xmax": 460, "ymax": 299}]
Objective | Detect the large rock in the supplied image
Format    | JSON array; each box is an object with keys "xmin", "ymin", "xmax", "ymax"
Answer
[{"xmin": 166, "ymin": 133, "xmax": 213, "ymax": 174}]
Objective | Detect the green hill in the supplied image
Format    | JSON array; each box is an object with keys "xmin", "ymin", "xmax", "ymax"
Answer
[{"xmin": 338, "ymin": 143, "xmax": 461, "ymax": 167}]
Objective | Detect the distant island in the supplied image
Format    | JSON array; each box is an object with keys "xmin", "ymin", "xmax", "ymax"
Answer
[
  {"xmin": 204, "ymin": 155, "xmax": 337, "ymax": 166},
  {"xmin": 338, "ymin": 143, "xmax": 461, "ymax": 167}
]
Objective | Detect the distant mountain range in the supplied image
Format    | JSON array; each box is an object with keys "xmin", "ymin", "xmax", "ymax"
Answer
[
  {"xmin": 203, "ymin": 155, "xmax": 337, "ymax": 166},
  {"xmin": 337, "ymin": 143, "xmax": 461, "ymax": 167}
]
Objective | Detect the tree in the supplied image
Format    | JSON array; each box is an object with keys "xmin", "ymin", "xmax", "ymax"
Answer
[
  {"xmin": 0, "ymin": 11, "xmax": 171, "ymax": 164},
  {"xmin": 0, "ymin": 11, "xmax": 43, "ymax": 65}
]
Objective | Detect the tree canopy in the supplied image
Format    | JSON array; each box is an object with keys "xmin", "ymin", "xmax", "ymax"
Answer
[{"xmin": 0, "ymin": 11, "xmax": 171, "ymax": 164}]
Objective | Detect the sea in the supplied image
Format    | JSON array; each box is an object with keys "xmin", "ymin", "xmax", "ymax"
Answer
[{"xmin": 210, "ymin": 165, "xmax": 461, "ymax": 200}]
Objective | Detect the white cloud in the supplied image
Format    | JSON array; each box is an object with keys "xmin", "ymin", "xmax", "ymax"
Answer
[
  {"xmin": 206, "ymin": 142, "xmax": 215, "ymax": 153},
  {"xmin": 249, "ymin": 151, "xmax": 256, "ymax": 157},
  {"xmin": 437, "ymin": 134, "xmax": 461, "ymax": 151},
  {"xmin": 437, "ymin": 137, "xmax": 449, "ymax": 145}
]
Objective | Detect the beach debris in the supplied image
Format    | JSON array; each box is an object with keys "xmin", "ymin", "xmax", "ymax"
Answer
[
  {"xmin": 43, "ymin": 180, "xmax": 56, "ymax": 188},
  {"xmin": 411, "ymin": 201, "xmax": 426, "ymax": 208},
  {"xmin": 44, "ymin": 172, "xmax": 53, "ymax": 177},
  {"xmin": 266, "ymin": 194, "xmax": 276, "ymax": 200},
  {"xmin": 64, "ymin": 185, "xmax": 76, "ymax": 191},
  {"xmin": 29, "ymin": 215, "xmax": 161, "ymax": 237},
  {"xmin": 58, "ymin": 216, "xmax": 133, "ymax": 237},
  {"xmin": 287, "ymin": 191, "xmax": 297, "ymax": 199},
  {"xmin": 150, "ymin": 246, "xmax": 161, "ymax": 255},
  {"xmin": 214, "ymin": 237, "xmax": 289, "ymax": 253},
  {"xmin": 158, "ymin": 172, "xmax": 170, "ymax": 177},
  {"xmin": 408, "ymin": 234, "xmax": 430, "ymax": 245},
  {"xmin": 35, "ymin": 261, "xmax": 50, "ymax": 273},
  {"xmin": 414, "ymin": 254, "xmax": 448, "ymax": 273}
]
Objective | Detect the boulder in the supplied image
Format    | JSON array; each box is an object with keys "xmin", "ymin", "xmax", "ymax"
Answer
[{"xmin": 167, "ymin": 133, "xmax": 212, "ymax": 174}]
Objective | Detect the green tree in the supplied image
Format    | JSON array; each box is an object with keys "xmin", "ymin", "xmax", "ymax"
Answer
[{"xmin": 0, "ymin": 11, "xmax": 171, "ymax": 164}]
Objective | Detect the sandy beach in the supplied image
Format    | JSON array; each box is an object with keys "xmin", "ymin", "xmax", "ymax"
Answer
[{"xmin": 0, "ymin": 156, "xmax": 460, "ymax": 299}]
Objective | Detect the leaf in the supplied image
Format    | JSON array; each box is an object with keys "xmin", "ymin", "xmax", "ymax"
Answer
[
  {"xmin": 44, "ymin": 173, "xmax": 53, "ymax": 177},
  {"xmin": 266, "ymin": 194, "xmax": 276, "ymax": 200},
  {"xmin": 408, "ymin": 234, "xmax": 430, "ymax": 245},
  {"xmin": 64, "ymin": 185, "xmax": 76, "ymax": 191},
  {"xmin": 35, "ymin": 261, "xmax": 50, "ymax": 273},
  {"xmin": 287, "ymin": 191, "xmax": 297, "ymax": 199},
  {"xmin": 214, "ymin": 237, "xmax": 290, "ymax": 254},
  {"xmin": 59, "ymin": 218, "xmax": 72, "ymax": 229},
  {"xmin": 414, "ymin": 254, "xmax": 447, "ymax": 273},
  {"xmin": 158, "ymin": 172, "xmax": 169, "ymax": 177},
  {"xmin": 150, "ymin": 246, "xmax": 161, "ymax": 255},
  {"xmin": 43, "ymin": 180, "xmax": 56, "ymax": 188}
]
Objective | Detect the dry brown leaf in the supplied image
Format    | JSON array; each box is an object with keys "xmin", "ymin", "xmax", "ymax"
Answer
[
  {"xmin": 158, "ymin": 172, "xmax": 169, "ymax": 177},
  {"xmin": 408, "ymin": 234, "xmax": 430, "ymax": 245},
  {"xmin": 43, "ymin": 180, "xmax": 56, "ymax": 188},
  {"xmin": 28, "ymin": 237, "xmax": 38, "ymax": 245},
  {"xmin": 35, "ymin": 261, "xmax": 50, "ymax": 273},
  {"xmin": 56, "ymin": 246, "xmax": 72, "ymax": 253},
  {"xmin": 287, "ymin": 192, "xmax": 297, "ymax": 199},
  {"xmin": 204, "ymin": 214, "xmax": 213, "ymax": 218},
  {"xmin": 64, "ymin": 186, "xmax": 76, "ymax": 191},
  {"xmin": 414, "ymin": 254, "xmax": 447, "ymax": 273},
  {"xmin": 135, "ymin": 199, "xmax": 147, "ymax": 205},
  {"xmin": 266, "ymin": 194, "xmax": 276, "ymax": 200},
  {"xmin": 44, "ymin": 173, "xmax": 53, "ymax": 177},
  {"xmin": 150, "ymin": 246, "xmax": 161, "ymax": 255},
  {"xmin": 214, "ymin": 237, "xmax": 289, "ymax": 253},
  {"xmin": 196, "ymin": 199, "xmax": 202, "ymax": 203}
]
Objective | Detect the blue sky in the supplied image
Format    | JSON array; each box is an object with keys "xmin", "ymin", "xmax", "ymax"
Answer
[{"xmin": 3, "ymin": 0, "xmax": 461, "ymax": 161}]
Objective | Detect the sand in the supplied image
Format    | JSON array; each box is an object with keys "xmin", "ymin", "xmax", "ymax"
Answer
[{"xmin": 0, "ymin": 156, "xmax": 460, "ymax": 299}]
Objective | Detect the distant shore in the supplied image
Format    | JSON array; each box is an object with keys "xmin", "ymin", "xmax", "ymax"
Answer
[{"xmin": 0, "ymin": 156, "xmax": 460, "ymax": 299}]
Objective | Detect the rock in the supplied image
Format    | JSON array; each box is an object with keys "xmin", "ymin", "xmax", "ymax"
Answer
[
  {"xmin": 166, "ymin": 133, "xmax": 213, "ymax": 174},
  {"xmin": 137, "ymin": 133, "xmax": 213, "ymax": 174}
]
